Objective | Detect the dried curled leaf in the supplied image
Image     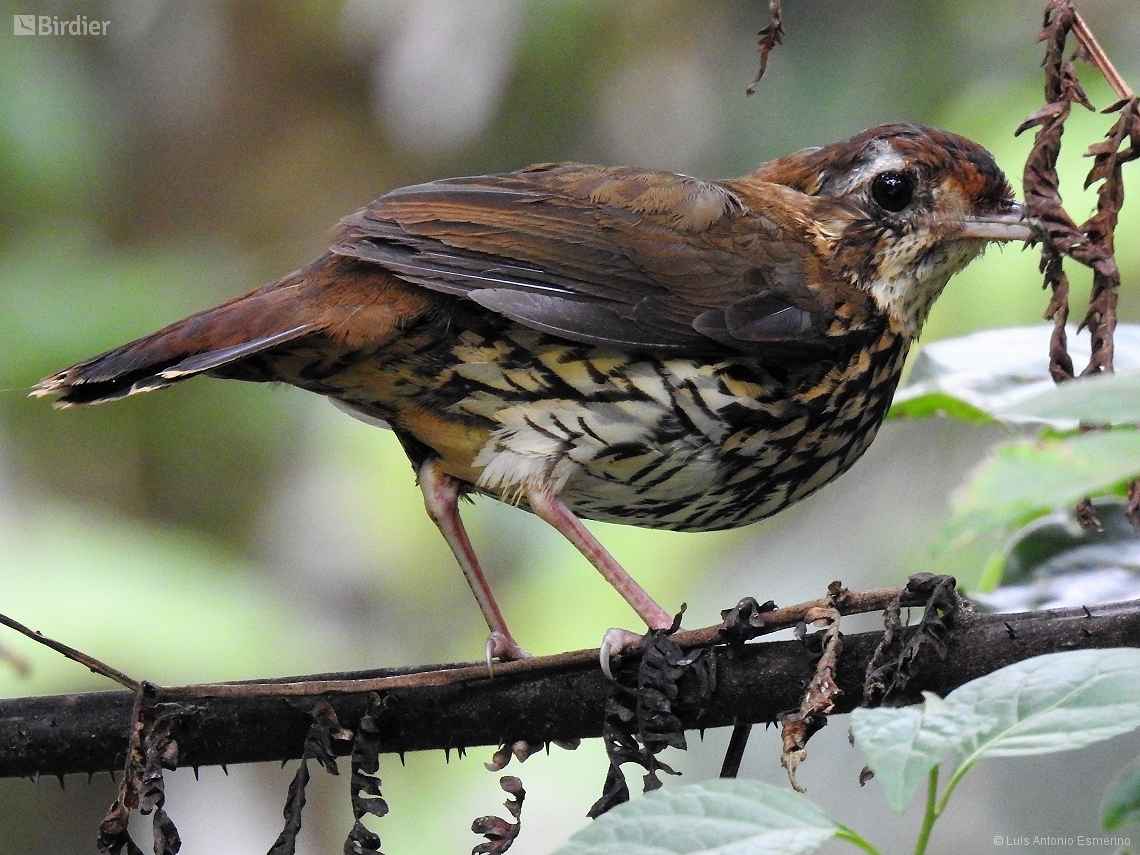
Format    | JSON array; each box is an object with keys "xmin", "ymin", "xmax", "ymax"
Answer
[
  {"xmin": 863, "ymin": 574, "xmax": 960, "ymax": 706},
  {"xmin": 719, "ymin": 596, "xmax": 778, "ymax": 644},
  {"xmin": 269, "ymin": 759, "xmax": 310, "ymax": 855},
  {"xmin": 96, "ymin": 801, "xmax": 143, "ymax": 855},
  {"xmin": 1022, "ymin": 2, "xmax": 1138, "ymax": 380},
  {"xmin": 746, "ymin": 0, "xmax": 784, "ymax": 95},
  {"xmin": 1019, "ymin": 1, "xmax": 1140, "ymax": 518},
  {"xmin": 306, "ymin": 700, "xmax": 352, "ymax": 775},
  {"xmin": 97, "ymin": 688, "xmax": 190, "ymax": 855},
  {"xmin": 781, "ymin": 607, "xmax": 842, "ymax": 792},
  {"xmin": 471, "ymin": 776, "xmax": 525, "ymax": 855},
  {"xmin": 271, "ymin": 701, "xmax": 354, "ymax": 855},
  {"xmin": 345, "ymin": 694, "xmax": 390, "ymax": 855},
  {"xmin": 589, "ymin": 630, "xmax": 715, "ymax": 817},
  {"xmin": 151, "ymin": 809, "xmax": 181, "ymax": 855}
]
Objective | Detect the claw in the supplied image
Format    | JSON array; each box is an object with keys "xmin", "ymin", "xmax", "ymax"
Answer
[
  {"xmin": 598, "ymin": 628, "xmax": 646, "ymax": 680},
  {"xmin": 485, "ymin": 631, "xmax": 531, "ymax": 676}
]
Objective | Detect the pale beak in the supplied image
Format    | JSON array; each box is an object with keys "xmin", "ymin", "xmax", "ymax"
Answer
[{"xmin": 958, "ymin": 203, "xmax": 1034, "ymax": 242}]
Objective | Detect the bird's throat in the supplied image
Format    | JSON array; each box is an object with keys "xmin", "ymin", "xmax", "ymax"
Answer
[{"xmin": 865, "ymin": 236, "xmax": 985, "ymax": 340}]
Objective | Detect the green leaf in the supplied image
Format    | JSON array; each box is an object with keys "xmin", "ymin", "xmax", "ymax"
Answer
[
  {"xmin": 852, "ymin": 650, "xmax": 1140, "ymax": 818},
  {"xmin": 553, "ymin": 779, "xmax": 837, "ymax": 855},
  {"xmin": 946, "ymin": 649, "xmax": 1140, "ymax": 763},
  {"xmin": 934, "ymin": 431, "xmax": 1140, "ymax": 562},
  {"xmin": 994, "ymin": 371, "xmax": 1140, "ymax": 427},
  {"xmin": 1101, "ymin": 758, "xmax": 1140, "ymax": 830},
  {"xmin": 850, "ymin": 693, "xmax": 997, "ymax": 814},
  {"xmin": 890, "ymin": 324, "xmax": 1140, "ymax": 424},
  {"xmin": 973, "ymin": 499, "xmax": 1140, "ymax": 612},
  {"xmin": 887, "ymin": 392, "xmax": 995, "ymax": 424}
]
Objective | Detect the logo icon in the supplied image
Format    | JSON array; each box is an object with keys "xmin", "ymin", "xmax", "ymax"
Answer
[{"xmin": 13, "ymin": 14, "xmax": 36, "ymax": 34}]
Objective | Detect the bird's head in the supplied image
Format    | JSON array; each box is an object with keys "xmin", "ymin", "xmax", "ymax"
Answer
[{"xmin": 749, "ymin": 123, "xmax": 1032, "ymax": 339}]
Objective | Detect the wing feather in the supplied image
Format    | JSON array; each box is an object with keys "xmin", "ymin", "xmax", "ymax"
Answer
[{"xmin": 330, "ymin": 163, "xmax": 843, "ymax": 353}]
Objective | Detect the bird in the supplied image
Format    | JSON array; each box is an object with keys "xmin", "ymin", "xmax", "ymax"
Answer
[{"xmin": 34, "ymin": 123, "xmax": 1031, "ymax": 668}]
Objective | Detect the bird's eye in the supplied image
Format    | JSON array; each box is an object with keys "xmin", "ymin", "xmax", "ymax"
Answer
[{"xmin": 871, "ymin": 171, "xmax": 913, "ymax": 212}]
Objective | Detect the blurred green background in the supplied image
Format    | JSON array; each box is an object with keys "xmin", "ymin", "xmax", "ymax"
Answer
[{"xmin": 2, "ymin": 1, "xmax": 1140, "ymax": 853}]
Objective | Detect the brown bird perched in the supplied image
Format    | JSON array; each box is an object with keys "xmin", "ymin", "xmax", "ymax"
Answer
[{"xmin": 35, "ymin": 123, "xmax": 1030, "ymax": 668}]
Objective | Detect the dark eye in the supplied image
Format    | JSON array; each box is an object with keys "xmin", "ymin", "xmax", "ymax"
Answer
[{"xmin": 871, "ymin": 171, "xmax": 913, "ymax": 212}]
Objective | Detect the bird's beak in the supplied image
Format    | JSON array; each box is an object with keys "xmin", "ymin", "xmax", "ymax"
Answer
[{"xmin": 957, "ymin": 203, "xmax": 1034, "ymax": 242}]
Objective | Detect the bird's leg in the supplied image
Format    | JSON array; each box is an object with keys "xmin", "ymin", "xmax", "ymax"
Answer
[
  {"xmin": 526, "ymin": 489, "xmax": 675, "ymax": 676},
  {"xmin": 418, "ymin": 459, "xmax": 530, "ymax": 666},
  {"xmin": 420, "ymin": 463, "xmax": 555, "ymax": 770},
  {"xmin": 525, "ymin": 489, "xmax": 674, "ymax": 628}
]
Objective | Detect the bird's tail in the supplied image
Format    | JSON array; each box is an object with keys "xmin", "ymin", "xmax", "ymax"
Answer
[{"xmin": 32, "ymin": 271, "xmax": 318, "ymax": 407}]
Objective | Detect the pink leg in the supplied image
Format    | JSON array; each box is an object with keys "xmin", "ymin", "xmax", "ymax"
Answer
[
  {"xmin": 527, "ymin": 490, "xmax": 674, "ymax": 630},
  {"xmin": 527, "ymin": 490, "xmax": 675, "ymax": 676},
  {"xmin": 418, "ymin": 460, "xmax": 529, "ymax": 664}
]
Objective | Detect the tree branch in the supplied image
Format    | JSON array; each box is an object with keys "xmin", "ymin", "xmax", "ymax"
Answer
[
  {"xmin": 3, "ymin": 600, "xmax": 1139, "ymax": 780},
  {"xmin": 0, "ymin": 611, "xmax": 140, "ymax": 692}
]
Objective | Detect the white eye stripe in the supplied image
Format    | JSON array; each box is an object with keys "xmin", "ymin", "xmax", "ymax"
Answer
[
  {"xmin": 862, "ymin": 148, "xmax": 908, "ymax": 176},
  {"xmin": 828, "ymin": 143, "xmax": 910, "ymax": 195}
]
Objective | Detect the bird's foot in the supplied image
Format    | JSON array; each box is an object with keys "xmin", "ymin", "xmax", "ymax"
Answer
[
  {"xmin": 599, "ymin": 606, "xmax": 685, "ymax": 679},
  {"xmin": 598, "ymin": 627, "xmax": 649, "ymax": 680},
  {"xmin": 485, "ymin": 631, "xmax": 532, "ymax": 676}
]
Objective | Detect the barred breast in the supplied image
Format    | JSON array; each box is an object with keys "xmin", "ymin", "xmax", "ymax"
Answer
[
  {"xmin": 265, "ymin": 306, "xmax": 908, "ymax": 534},
  {"xmin": 300, "ymin": 314, "xmax": 904, "ymax": 533}
]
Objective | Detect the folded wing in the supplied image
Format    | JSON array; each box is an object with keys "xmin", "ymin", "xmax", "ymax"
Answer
[{"xmin": 330, "ymin": 163, "xmax": 841, "ymax": 354}]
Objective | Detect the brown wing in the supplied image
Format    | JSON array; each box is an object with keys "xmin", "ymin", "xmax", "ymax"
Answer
[{"xmin": 329, "ymin": 163, "xmax": 840, "ymax": 353}]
